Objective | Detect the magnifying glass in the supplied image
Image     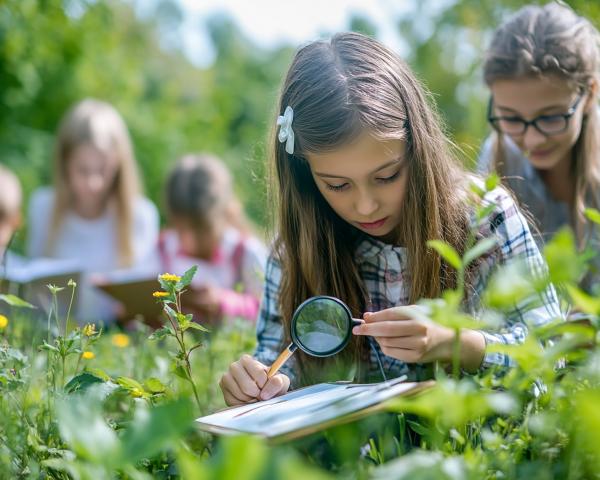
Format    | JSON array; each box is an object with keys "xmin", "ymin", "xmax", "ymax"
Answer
[{"xmin": 267, "ymin": 295, "xmax": 363, "ymax": 378}]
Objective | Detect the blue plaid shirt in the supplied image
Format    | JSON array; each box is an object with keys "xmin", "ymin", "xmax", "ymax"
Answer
[{"xmin": 254, "ymin": 185, "xmax": 562, "ymax": 387}]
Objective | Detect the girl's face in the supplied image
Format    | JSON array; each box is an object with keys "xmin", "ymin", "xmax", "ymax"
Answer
[
  {"xmin": 490, "ymin": 76, "xmax": 594, "ymax": 172},
  {"xmin": 306, "ymin": 133, "xmax": 408, "ymax": 238},
  {"xmin": 67, "ymin": 143, "xmax": 119, "ymax": 216}
]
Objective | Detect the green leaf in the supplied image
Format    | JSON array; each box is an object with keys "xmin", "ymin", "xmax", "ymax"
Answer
[
  {"xmin": 544, "ymin": 228, "xmax": 585, "ymax": 285},
  {"xmin": 566, "ymin": 285, "xmax": 600, "ymax": 315},
  {"xmin": 585, "ymin": 207, "xmax": 600, "ymax": 225},
  {"xmin": 176, "ymin": 445, "xmax": 210, "ymax": 478},
  {"xmin": 476, "ymin": 203, "xmax": 497, "ymax": 223},
  {"xmin": 469, "ymin": 182, "xmax": 486, "ymax": 198},
  {"xmin": 186, "ymin": 322, "xmax": 209, "ymax": 333},
  {"xmin": 176, "ymin": 265, "xmax": 198, "ymax": 290},
  {"xmin": 484, "ymin": 172, "xmax": 499, "ymax": 192},
  {"xmin": 56, "ymin": 389, "xmax": 120, "ymax": 463},
  {"xmin": 86, "ymin": 368, "xmax": 112, "ymax": 382},
  {"xmin": 39, "ymin": 341, "xmax": 59, "ymax": 353},
  {"xmin": 65, "ymin": 372, "xmax": 105, "ymax": 393},
  {"xmin": 148, "ymin": 326, "xmax": 173, "ymax": 341},
  {"xmin": 0, "ymin": 294, "xmax": 35, "ymax": 309},
  {"xmin": 172, "ymin": 364, "xmax": 189, "ymax": 381},
  {"xmin": 406, "ymin": 419, "xmax": 430, "ymax": 436},
  {"xmin": 463, "ymin": 237, "xmax": 497, "ymax": 267},
  {"xmin": 427, "ymin": 240, "xmax": 462, "ymax": 270},
  {"xmin": 143, "ymin": 377, "xmax": 166, "ymax": 394},
  {"xmin": 483, "ymin": 260, "xmax": 536, "ymax": 310},
  {"xmin": 116, "ymin": 377, "xmax": 149, "ymax": 398},
  {"xmin": 118, "ymin": 398, "xmax": 194, "ymax": 464},
  {"xmin": 176, "ymin": 311, "xmax": 191, "ymax": 330}
]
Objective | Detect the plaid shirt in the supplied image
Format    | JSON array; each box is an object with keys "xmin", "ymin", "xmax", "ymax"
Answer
[{"xmin": 254, "ymin": 185, "xmax": 562, "ymax": 387}]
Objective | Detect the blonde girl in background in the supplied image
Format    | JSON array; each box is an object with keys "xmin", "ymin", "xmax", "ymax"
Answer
[
  {"xmin": 0, "ymin": 164, "xmax": 23, "ymax": 270},
  {"xmin": 219, "ymin": 32, "xmax": 562, "ymax": 406},
  {"xmin": 478, "ymin": 3, "xmax": 600, "ymax": 290},
  {"xmin": 159, "ymin": 154, "xmax": 267, "ymax": 325},
  {"xmin": 27, "ymin": 99, "xmax": 159, "ymax": 324}
]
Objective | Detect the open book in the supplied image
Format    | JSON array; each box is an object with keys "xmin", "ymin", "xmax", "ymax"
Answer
[
  {"xmin": 196, "ymin": 377, "xmax": 434, "ymax": 441},
  {"xmin": 1, "ymin": 256, "xmax": 82, "ymax": 315},
  {"xmin": 92, "ymin": 269, "xmax": 163, "ymax": 326}
]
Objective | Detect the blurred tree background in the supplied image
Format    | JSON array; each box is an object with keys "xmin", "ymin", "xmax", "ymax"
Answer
[{"xmin": 1, "ymin": 0, "xmax": 598, "ymax": 249}]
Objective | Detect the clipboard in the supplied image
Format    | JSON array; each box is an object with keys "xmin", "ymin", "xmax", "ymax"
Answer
[{"xmin": 196, "ymin": 378, "xmax": 435, "ymax": 442}]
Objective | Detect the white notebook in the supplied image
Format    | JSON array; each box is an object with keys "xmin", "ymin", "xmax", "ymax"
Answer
[{"xmin": 196, "ymin": 377, "xmax": 434, "ymax": 441}]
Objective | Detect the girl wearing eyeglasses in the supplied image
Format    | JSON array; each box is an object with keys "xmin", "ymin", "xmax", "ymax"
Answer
[{"xmin": 478, "ymin": 3, "xmax": 600, "ymax": 290}]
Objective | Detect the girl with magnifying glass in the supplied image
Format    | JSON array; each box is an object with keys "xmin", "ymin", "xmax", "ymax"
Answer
[
  {"xmin": 219, "ymin": 32, "xmax": 562, "ymax": 407},
  {"xmin": 478, "ymin": 3, "xmax": 600, "ymax": 291}
]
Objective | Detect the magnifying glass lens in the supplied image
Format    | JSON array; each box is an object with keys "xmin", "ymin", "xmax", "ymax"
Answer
[
  {"xmin": 294, "ymin": 297, "xmax": 350, "ymax": 355},
  {"xmin": 267, "ymin": 296, "xmax": 356, "ymax": 379}
]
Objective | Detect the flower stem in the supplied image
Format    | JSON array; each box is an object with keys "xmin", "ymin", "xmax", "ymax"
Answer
[{"xmin": 65, "ymin": 282, "xmax": 76, "ymax": 332}]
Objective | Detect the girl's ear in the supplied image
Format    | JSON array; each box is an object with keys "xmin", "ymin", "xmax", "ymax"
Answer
[{"xmin": 584, "ymin": 78, "xmax": 599, "ymax": 113}]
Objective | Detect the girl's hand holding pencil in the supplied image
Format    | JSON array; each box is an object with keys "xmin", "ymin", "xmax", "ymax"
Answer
[{"xmin": 220, "ymin": 354, "xmax": 290, "ymax": 406}]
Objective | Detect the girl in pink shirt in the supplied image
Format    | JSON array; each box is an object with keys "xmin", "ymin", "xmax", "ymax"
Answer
[{"xmin": 160, "ymin": 154, "xmax": 267, "ymax": 325}]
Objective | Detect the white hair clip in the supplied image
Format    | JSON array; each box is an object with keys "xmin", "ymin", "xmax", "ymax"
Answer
[{"xmin": 277, "ymin": 106, "xmax": 295, "ymax": 155}]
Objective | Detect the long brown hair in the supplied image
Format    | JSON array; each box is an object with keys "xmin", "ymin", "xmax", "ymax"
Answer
[
  {"xmin": 165, "ymin": 153, "xmax": 252, "ymax": 236},
  {"xmin": 269, "ymin": 32, "xmax": 473, "ymax": 384},
  {"xmin": 49, "ymin": 99, "xmax": 141, "ymax": 266},
  {"xmin": 483, "ymin": 2, "xmax": 600, "ymax": 242}
]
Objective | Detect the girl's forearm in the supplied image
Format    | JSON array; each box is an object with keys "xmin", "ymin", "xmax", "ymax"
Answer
[{"xmin": 457, "ymin": 329, "xmax": 486, "ymax": 373}]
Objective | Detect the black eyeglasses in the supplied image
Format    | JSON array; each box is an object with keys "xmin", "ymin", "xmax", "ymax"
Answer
[{"xmin": 487, "ymin": 92, "xmax": 584, "ymax": 136}]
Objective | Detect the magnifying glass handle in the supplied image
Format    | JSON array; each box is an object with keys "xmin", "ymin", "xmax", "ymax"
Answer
[
  {"xmin": 352, "ymin": 318, "xmax": 365, "ymax": 327},
  {"xmin": 267, "ymin": 343, "xmax": 298, "ymax": 378}
]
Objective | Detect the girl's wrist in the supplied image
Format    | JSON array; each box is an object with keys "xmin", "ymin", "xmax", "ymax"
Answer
[
  {"xmin": 457, "ymin": 329, "xmax": 486, "ymax": 373},
  {"xmin": 435, "ymin": 328, "xmax": 485, "ymax": 372}
]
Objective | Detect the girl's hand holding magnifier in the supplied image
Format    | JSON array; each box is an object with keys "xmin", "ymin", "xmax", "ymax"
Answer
[{"xmin": 352, "ymin": 306, "xmax": 485, "ymax": 372}]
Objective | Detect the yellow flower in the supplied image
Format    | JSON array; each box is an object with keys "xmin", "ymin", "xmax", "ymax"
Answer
[
  {"xmin": 152, "ymin": 291, "xmax": 169, "ymax": 298},
  {"xmin": 0, "ymin": 315, "xmax": 7, "ymax": 329},
  {"xmin": 159, "ymin": 273, "xmax": 181, "ymax": 283},
  {"xmin": 82, "ymin": 351, "xmax": 95, "ymax": 360},
  {"xmin": 111, "ymin": 333, "xmax": 130, "ymax": 348},
  {"xmin": 82, "ymin": 323, "xmax": 96, "ymax": 337},
  {"xmin": 131, "ymin": 387, "xmax": 144, "ymax": 398}
]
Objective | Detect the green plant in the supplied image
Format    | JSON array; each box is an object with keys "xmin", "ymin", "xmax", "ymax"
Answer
[{"xmin": 149, "ymin": 267, "xmax": 208, "ymax": 412}]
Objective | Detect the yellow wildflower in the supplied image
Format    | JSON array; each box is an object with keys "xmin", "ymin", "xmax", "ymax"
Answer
[
  {"xmin": 82, "ymin": 351, "xmax": 95, "ymax": 360},
  {"xmin": 152, "ymin": 291, "xmax": 169, "ymax": 298},
  {"xmin": 131, "ymin": 387, "xmax": 144, "ymax": 398},
  {"xmin": 111, "ymin": 333, "xmax": 130, "ymax": 348},
  {"xmin": 0, "ymin": 315, "xmax": 7, "ymax": 329},
  {"xmin": 159, "ymin": 273, "xmax": 181, "ymax": 283},
  {"xmin": 82, "ymin": 323, "xmax": 96, "ymax": 337}
]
